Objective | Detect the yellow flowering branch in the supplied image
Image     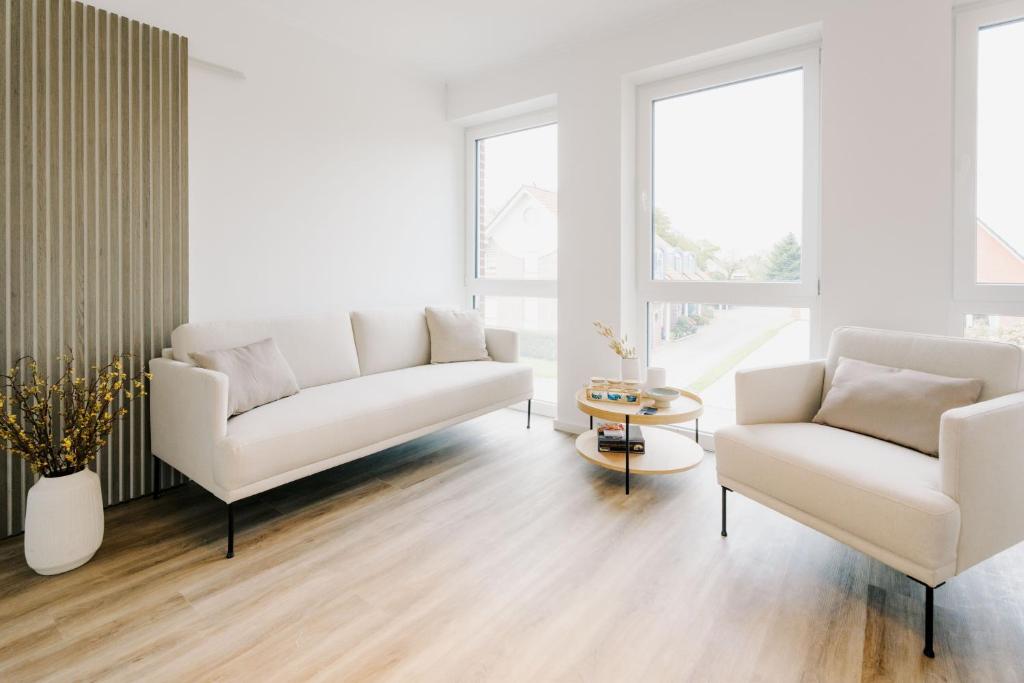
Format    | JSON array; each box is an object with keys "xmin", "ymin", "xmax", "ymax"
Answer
[{"xmin": 0, "ymin": 352, "xmax": 149, "ymax": 477}]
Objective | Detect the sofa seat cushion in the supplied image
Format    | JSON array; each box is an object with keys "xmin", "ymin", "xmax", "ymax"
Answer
[
  {"xmin": 715, "ymin": 422, "xmax": 960, "ymax": 572},
  {"xmin": 214, "ymin": 361, "xmax": 532, "ymax": 490}
]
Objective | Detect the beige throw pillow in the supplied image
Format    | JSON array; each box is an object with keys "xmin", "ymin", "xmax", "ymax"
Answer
[
  {"xmin": 425, "ymin": 307, "xmax": 490, "ymax": 364},
  {"xmin": 813, "ymin": 357, "xmax": 982, "ymax": 456},
  {"xmin": 190, "ymin": 338, "xmax": 300, "ymax": 416}
]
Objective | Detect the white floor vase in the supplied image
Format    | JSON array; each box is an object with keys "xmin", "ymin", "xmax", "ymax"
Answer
[{"xmin": 24, "ymin": 468, "xmax": 105, "ymax": 575}]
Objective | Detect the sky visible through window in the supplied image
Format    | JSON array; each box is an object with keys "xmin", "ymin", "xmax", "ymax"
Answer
[
  {"xmin": 977, "ymin": 18, "xmax": 1024, "ymax": 266},
  {"xmin": 652, "ymin": 69, "xmax": 803, "ymax": 282},
  {"xmin": 477, "ymin": 123, "xmax": 558, "ymax": 226}
]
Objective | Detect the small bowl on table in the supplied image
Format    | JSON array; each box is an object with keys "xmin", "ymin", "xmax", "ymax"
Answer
[{"xmin": 645, "ymin": 387, "xmax": 680, "ymax": 409}]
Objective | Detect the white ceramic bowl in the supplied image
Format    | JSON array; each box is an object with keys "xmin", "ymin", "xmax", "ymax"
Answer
[{"xmin": 645, "ymin": 387, "xmax": 680, "ymax": 409}]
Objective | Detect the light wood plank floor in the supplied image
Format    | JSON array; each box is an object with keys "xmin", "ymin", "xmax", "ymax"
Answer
[{"xmin": 2, "ymin": 410, "xmax": 1023, "ymax": 682}]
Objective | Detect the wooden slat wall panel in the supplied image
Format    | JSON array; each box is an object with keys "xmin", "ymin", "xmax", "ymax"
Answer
[{"xmin": 1, "ymin": 0, "xmax": 187, "ymax": 536}]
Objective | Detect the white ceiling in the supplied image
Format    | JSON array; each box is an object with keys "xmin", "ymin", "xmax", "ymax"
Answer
[{"xmin": 247, "ymin": 0, "xmax": 699, "ymax": 82}]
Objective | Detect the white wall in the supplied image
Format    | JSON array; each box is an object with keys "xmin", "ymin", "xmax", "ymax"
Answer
[
  {"xmin": 447, "ymin": 0, "xmax": 962, "ymax": 430},
  {"xmin": 90, "ymin": 0, "xmax": 463, "ymax": 322}
]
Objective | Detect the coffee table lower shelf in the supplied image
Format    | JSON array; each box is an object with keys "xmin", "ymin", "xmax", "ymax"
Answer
[{"xmin": 574, "ymin": 427, "xmax": 704, "ymax": 480}]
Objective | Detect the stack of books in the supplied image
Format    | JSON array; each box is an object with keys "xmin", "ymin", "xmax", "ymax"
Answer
[{"xmin": 597, "ymin": 423, "xmax": 645, "ymax": 453}]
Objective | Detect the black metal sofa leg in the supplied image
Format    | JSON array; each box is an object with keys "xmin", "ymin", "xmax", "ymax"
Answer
[
  {"xmin": 720, "ymin": 486, "xmax": 729, "ymax": 537},
  {"xmin": 226, "ymin": 503, "xmax": 235, "ymax": 559},
  {"xmin": 527, "ymin": 399, "xmax": 532, "ymax": 429}
]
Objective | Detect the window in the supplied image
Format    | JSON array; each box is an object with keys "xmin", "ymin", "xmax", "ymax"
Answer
[
  {"xmin": 466, "ymin": 112, "xmax": 558, "ymax": 409},
  {"xmin": 648, "ymin": 304, "xmax": 810, "ymax": 432},
  {"xmin": 955, "ymin": 1, "xmax": 1024, "ymax": 301},
  {"xmin": 651, "ymin": 69, "xmax": 806, "ymax": 283},
  {"xmin": 472, "ymin": 120, "xmax": 557, "ymax": 281},
  {"xmin": 476, "ymin": 296, "xmax": 557, "ymax": 403},
  {"xmin": 637, "ymin": 47, "xmax": 821, "ymax": 434},
  {"xmin": 966, "ymin": 313, "xmax": 1024, "ymax": 345}
]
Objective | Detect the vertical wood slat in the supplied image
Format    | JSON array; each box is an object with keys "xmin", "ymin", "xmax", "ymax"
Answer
[
  {"xmin": 0, "ymin": 0, "xmax": 187, "ymax": 536},
  {"xmin": 1, "ymin": 0, "xmax": 11, "ymax": 536}
]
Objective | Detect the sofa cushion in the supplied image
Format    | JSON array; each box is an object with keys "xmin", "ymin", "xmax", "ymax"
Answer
[
  {"xmin": 171, "ymin": 314, "xmax": 360, "ymax": 390},
  {"xmin": 715, "ymin": 422, "xmax": 960, "ymax": 572},
  {"xmin": 813, "ymin": 357, "xmax": 982, "ymax": 456},
  {"xmin": 426, "ymin": 307, "xmax": 490, "ymax": 363},
  {"xmin": 214, "ymin": 361, "xmax": 532, "ymax": 490},
  {"xmin": 190, "ymin": 338, "xmax": 300, "ymax": 416},
  {"xmin": 351, "ymin": 308, "xmax": 430, "ymax": 375},
  {"xmin": 826, "ymin": 326, "xmax": 1023, "ymax": 403}
]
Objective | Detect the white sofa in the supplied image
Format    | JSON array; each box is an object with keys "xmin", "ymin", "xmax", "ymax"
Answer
[
  {"xmin": 149, "ymin": 308, "xmax": 533, "ymax": 557},
  {"xmin": 715, "ymin": 326, "xmax": 1024, "ymax": 657}
]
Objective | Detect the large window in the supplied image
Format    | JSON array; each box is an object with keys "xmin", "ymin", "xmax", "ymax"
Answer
[
  {"xmin": 637, "ymin": 48, "xmax": 820, "ymax": 434},
  {"xmin": 955, "ymin": 1, "xmax": 1024, "ymax": 340},
  {"xmin": 955, "ymin": 1, "xmax": 1024, "ymax": 302},
  {"xmin": 466, "ymin": 112, "xmax": 558, "ymax": 408}
]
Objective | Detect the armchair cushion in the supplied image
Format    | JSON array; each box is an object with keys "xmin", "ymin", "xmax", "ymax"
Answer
[
  {"xmin": 812, "ymin": 357, "xmax": 982, "ymax": 456},
  {"xmin": 716, "ymin": 422, "xmax": 960, "ymax": 573}
]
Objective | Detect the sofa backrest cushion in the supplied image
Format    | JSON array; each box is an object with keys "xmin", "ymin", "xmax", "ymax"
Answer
[
  {"xmin": 825, "ymin": 326, "xmax": 1024, "ymax": 403},
  {"xmin": 351, "ymin": 308, "xmax": 430, "ymax": 375},
  {"xmin": 171, "ymin": 314, "xmax": 361, "ymax": 389}
]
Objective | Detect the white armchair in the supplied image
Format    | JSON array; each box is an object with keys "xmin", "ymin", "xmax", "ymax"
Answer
[{"xmin": 715, "ymin": 326, "xmax": 1024, "ymax": 658}]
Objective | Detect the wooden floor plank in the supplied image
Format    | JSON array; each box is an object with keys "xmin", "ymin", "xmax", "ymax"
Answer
[{"xmin": 0, "ymin": 409, "xmax": 1022, "ymax": 682}]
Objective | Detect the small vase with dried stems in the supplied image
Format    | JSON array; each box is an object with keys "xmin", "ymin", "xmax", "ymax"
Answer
[
  {"xmin": 0, "ymin": 353, "xmax": 149, "ymax": 575},
  {"xmin": 592, "ymin": 321, "xmax": 641, "ymax": 381}
]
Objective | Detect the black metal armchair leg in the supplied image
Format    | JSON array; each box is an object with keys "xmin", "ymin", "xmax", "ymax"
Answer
[
  {"xmin": 152, "ymin": 455, "xmax": 162, "ymax": 500},
  {"xmin": 907, "ymin": 575, "xmax": 943, "ymax": 657},
  {"xmin": 720, "ymin": 486, "xmax": 729, "ymax": 537},
  {"xmin": 924, "ymin": 584, "xmax": 935, "ymax": 658},
  {"xmin": 226, "ymin": 503, "xmax": 235, "ymax": 559},
  {"xmin": 527, "ymin": 399, "xmax": 532, "ymax": 429}
]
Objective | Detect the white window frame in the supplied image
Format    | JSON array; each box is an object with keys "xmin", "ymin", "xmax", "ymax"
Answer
[
  {"xmin": 635, "ymin": 45, "xmax": 823, "ymax": 361},
  {"xmin": 465, "ymin": 110, "xmax": 558, "ymax": 414},
  {"xmin": 464, "ymin": 109, "xmax": 558, "ymax": 301},
  {"xmin": 953, "ymin": 0, "xmax": 1024, "ymax": 308}
]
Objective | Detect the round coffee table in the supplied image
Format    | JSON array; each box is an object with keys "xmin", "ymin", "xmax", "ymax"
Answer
[{"xmin": 575, "ymin": 387, "xmax": 704, "ymax": 494}]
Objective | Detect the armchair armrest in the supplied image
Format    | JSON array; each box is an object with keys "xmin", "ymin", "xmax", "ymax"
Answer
[
  {"xmin": 940, "ymin": 390, "xmax": 1024, "ymax": 573},
  {"xmin": 485, "ymin": 327, "xmax": 519, "ymax": 363},
  {"xmin": 734, "ymin": 359, "xmax": 825, "ymax": 425},
  {"xmin": 149, "ymin": 357, "xmax": 230, "ymax": 495}
]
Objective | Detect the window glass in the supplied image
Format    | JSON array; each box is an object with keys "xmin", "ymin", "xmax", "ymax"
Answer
[
  {"xmin": 475, "ymin": 124, "xmax": 558, "ymax": 280},
  {"xmin": 652, "ymin": 70, "xmax": 804, "ymax": 282},
  {"xmin": 976, "ymin": 19, "xmax": 1024, "ymax": 284},
  {"xmin": 476, "ymin": 296, "xmax": 557, "ymax": 404},
  {"xmin": 648, "ymin": 304, "xmax": 809, "ymax": 431},
  {"xmin": 965, "ymin": 313, "xmax": 1024, "ymax": 345}
]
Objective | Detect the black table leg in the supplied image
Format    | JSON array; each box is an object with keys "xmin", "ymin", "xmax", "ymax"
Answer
[{"xmin": 625, "ymin": 414, "xmax": 630, "ymax": 495}]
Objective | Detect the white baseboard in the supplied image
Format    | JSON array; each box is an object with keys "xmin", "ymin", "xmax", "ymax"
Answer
[
  {"xmin": 508, "ymin": 399, "xmax": 556, "ymax": 418},
  {"xmin": 553, "ymin": 419, "xmax": 587, "ymax": 434}
]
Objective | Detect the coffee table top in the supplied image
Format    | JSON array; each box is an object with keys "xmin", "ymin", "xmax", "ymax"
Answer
[
  {"xmin": 575, "ymin": 427, "xmax": 704, "ymax": 475},
  {"xmin": 575, "ymin": 387, "xmax": 703, "ymax": 426}
]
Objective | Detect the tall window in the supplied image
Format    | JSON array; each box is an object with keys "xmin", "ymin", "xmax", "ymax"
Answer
[
  {"xmin": 954, "ymin": 2, "xmax": 1024, "ymax": 335},
  {"xmin": 467, "ymin": 113, "xmax": 558, "ymax": 405},
  {"xmin": 637, "ymin": 48, "xmax": 821, "ymax": 434}
]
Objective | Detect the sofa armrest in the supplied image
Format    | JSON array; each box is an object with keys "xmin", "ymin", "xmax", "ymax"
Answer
[
  {"xmin": 734, "ymin": 359, "xmax": 825, "ymax": 426},
  {"xmin": 149, "ymin": 357, "xmax": 230, "ymax": 492},
  {"xmin": 940, "ymin": 391, "xmax": 1024, "ymax": 573},
  {"xmin": 485, "ymin": 327, "xmax": 519, "ymax": 363}
]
